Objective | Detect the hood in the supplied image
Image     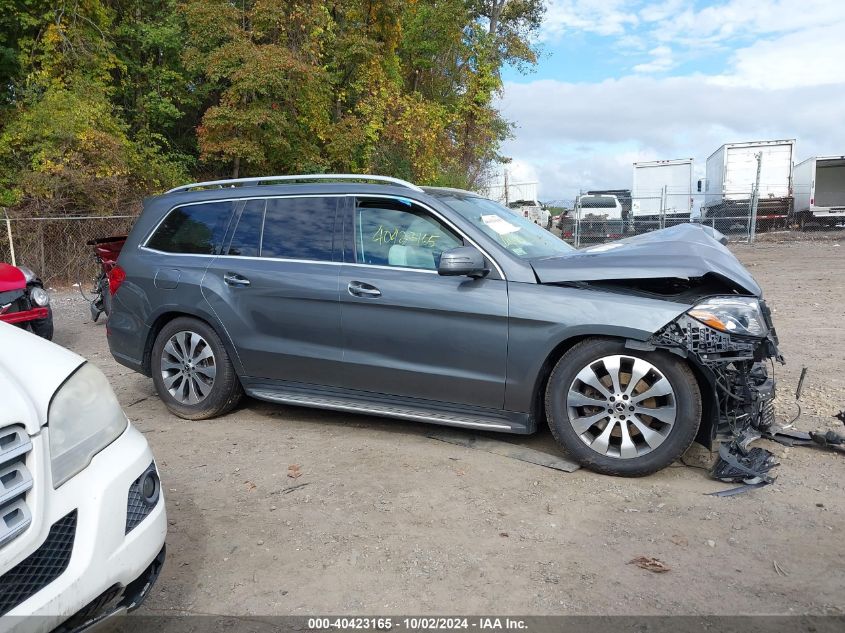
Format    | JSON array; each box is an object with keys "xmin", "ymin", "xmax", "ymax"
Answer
[
  {"xmin": 0, "ymin": 263, "xmax": 26, "ymax": 292},
  {"xmin": 531, "ymin": 224, "xmax": 761, "ymax": 296},
  {"xmin": 0, "ymin": 322, "xmax": 85, "ymax": 434}
]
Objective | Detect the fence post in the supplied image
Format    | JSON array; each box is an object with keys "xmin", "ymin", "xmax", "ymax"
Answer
[
  {"xmin": 574, "ymin": 197, "xmax": 581, "ymax": 248},
  {"xmin": 2, "ymin": 208, "xmax": 14, "ymax": 266},
  {"xmin": 749, "ymin": 152, "xmax": 762, "ymax": 243}
]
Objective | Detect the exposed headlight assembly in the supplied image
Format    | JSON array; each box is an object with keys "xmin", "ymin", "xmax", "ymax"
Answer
[
  {"xmin": 49, "ymin": 363, "xmax": 128, "ymax": 487},
  {"xmin": 30, "ymin": 286, "xmax": 50, "ymax": 306},
  {"xmin": 688, "ymin": 296, "xmax": 767, "ymax": 338}
]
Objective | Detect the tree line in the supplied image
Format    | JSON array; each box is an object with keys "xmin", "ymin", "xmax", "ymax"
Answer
[{"xmin": 0, "ymin": 0, "xmax": 544, "ymax": 217}]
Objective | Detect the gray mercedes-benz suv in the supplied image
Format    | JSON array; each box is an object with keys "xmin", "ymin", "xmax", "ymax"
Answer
[{"xmin": 106, "ymin": 175, "xmax": 782, "ymax": 476}]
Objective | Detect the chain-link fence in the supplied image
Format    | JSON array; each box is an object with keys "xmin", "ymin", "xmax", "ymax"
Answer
[
  {"xmin": 0, "ymin": 212, "xmax": 138, "ymax": 287},
  {"xmin": 556, "ymin": 185, "xmax": 794, "ymax": 248}
]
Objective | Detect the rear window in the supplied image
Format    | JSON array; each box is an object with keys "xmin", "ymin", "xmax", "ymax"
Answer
[
  {"xmin": 260, "ymin": 197, "xmax": 336, "ymax": 261},
  {"xmin": 147, "ymin": 202, "xmax": 234, "ymax": 254}
]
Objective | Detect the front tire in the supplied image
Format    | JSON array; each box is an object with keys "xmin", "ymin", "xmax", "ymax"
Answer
[
  {"xmin": 151, "ymin": 317, "xmax": 242, "ymax": 420},
  {"xmin": 545, "ymin": 338, "xmax": 701, "ymax": 476},
  {"xmin": 29, "ymin": 306, "xmax": 54, "ymax": 340}
]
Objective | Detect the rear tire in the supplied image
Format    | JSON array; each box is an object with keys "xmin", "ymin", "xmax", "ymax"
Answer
[
  {"xmin": 545, "ymin": 338, "xmax": 701, "ymax": 477},
  {"xmin": 151, "ymin": 317, "xmax": 242, "ymax": 420}
]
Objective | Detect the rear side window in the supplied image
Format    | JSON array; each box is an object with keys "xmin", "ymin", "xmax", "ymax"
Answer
[
  {"xmin": 147, "ymin": 202, "xmax": 234, "ymax": 254},
  {"xmin": 228, "ymin": 199, "xmax": 265, "ymax": 257},
  {"xmin": 261, "ymin": 197, "xmax": 336, "ymax": 261}
]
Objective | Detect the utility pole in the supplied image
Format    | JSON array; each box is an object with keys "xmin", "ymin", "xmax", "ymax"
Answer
[
  {"xmin": 3, "ymin": 208, "xmax": 15, "ymax": 267},
  {"xmin": 503, "ymin": 169, "xmax": 509, "ymax": 207},
  {"xmin": 749, "ymin": 152, "xmax": 762, "ymax": 243}
]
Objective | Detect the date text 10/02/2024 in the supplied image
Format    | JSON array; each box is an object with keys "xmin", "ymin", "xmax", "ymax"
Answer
[{"xmin": 307, "ymin": 617, "xmax": 529, "ymax": 630}]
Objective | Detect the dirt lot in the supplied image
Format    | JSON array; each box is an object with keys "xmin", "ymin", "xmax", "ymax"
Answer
[{"xmin": 50, "ymin": 238, "xmax": 844, "ymax": 616}]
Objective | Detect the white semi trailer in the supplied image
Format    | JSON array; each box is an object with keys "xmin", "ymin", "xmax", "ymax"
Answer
[
  {"xmin": 792, "ymin": 156, "xmax": 845, "ymax": 228},
  {"xmin": 631, "ymin": 159, "xmax": 693, "ymax": 231},
  {"xmin": 700, "ymin": 139, "xmax": 795, "ymax": 230}
]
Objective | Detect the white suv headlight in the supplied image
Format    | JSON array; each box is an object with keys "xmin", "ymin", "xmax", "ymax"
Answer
[
  {"xmin": 49, "ymin": 363, "xmax": 128, "ymax": 487},
  {"xmin": 688, "ymin": 296, "xmax": 767, "ymax": 338}
]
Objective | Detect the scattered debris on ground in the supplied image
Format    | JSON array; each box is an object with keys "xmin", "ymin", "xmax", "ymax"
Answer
[{"xmin": 628, "ymin": 556, "xmax": 671, "ymax": 573}]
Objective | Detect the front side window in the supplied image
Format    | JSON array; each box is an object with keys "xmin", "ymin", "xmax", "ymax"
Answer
[
  {"xmin": 146, "ymin": 201, "xmax": 234, "ymax": 254},
  {"xmin": 261, "ymin": 197, "xmax": 336, "ymax": 261},
  {"xmin": 354, "ymin": 198, "xmax": 463, "ymax": 270}
]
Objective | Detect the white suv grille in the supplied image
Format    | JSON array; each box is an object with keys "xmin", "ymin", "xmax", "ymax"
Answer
[{"xmin": 0, "ymin": 425, "xmax": 33, "ymax": 549}]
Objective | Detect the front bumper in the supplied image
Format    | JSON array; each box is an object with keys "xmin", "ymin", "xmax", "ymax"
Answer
[
  {"xmin": 1, "ymin": 424, "xmax": 167, "ymax": 633},
  {"xmin": 651, "ymin": 309, "xmax": 782, "ymax": 445},
  {"xmin": 0, "ymin": 307, "xmax": 49, "ymax": 325}
]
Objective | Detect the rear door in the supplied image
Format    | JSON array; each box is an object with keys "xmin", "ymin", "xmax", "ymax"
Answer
[
  {"xmin": 337, "ymin": 196, "xmax": 509, "ymax": 409},
  {"xmin": 202, "ymin": 195, "xmax": 344, "ymax": 385}
]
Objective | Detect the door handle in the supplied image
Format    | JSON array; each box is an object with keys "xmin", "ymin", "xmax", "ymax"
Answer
[
  {"xmin": 347, "ymin": 281, "xmax": 381, "ymax": 298},
  {"xmin": 223, "ymin": 272, "xmax": 251, "ymax": 287}
]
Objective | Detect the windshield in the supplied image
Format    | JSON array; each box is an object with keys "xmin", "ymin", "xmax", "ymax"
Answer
[{"xmin": 434, "ymin": 192, "xmax": 574, "ymax": 259}]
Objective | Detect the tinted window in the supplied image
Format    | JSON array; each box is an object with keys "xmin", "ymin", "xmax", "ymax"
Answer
[
  {"xmin": 228, "ymin": 199, "xmax": 265, "ymax": 257},
  {"xmin": 147, "ymin": 202, "xmax": 234, "ymax": 254},
  {"xmin": 261, "ymin": 197, "xmax": 336, "ymax": 261},
  {"xmin": 354, "ymin": 198, "xmax": 462, "ymax": 270}
]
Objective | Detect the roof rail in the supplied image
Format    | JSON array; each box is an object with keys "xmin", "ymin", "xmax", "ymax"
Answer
[{"xmin": 165, "ymin": 174, "xmax": 424, "ymax": 194}]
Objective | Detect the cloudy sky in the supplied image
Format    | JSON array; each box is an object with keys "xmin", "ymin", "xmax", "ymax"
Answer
[{"xmin": 497, "ymin": 0, "xmax": 845, "ymax": 202}]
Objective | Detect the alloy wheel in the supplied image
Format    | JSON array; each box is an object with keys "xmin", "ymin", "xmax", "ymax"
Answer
[
  {"xmin": 160, "ymin": 330, "xmax": 217, "ymax": 404},
  {"xmin": 566, "ymin": 354, "xmax": 677, "ymax": 459}
]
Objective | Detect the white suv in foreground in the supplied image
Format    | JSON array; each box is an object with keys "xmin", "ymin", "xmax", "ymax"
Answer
[{"xmin": 0, "ymin": 322, "xmax": 166, "ymax": 632}]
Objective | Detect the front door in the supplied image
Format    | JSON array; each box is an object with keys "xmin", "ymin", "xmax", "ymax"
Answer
[
  {"xmin": 338, "ymin": 196, "xmax": 508, "ymax": 409},
  {"xmin": 202, "ymin": 195, "xmax": 344, "ymax": 385}
]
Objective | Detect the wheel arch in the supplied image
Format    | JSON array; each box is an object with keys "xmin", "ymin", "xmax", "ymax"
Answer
[
  {"xmin": 529, "ymin": 333, "xmax": 607, "ymax": 427},
  {"xmin": 529, "ymin": 331, "xmax": 712, "ymax": 443},
  {"xmin": 142, "ymin": 308, "xmax": 243, "ymax": 377}
]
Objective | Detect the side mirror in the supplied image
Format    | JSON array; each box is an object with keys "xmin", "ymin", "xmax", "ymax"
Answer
[{"xmin": 438, "ymin": 246, "xmax": 489, "ymax": 279}]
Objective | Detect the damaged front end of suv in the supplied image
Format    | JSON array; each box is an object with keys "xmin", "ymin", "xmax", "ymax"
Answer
[
  {"xmin": 531, "ymin": 223, "xmax": 786, "ymax": 479},
  {"xmin": 650, "ymin": 295, "xmax": 784, "ymax": 483}
]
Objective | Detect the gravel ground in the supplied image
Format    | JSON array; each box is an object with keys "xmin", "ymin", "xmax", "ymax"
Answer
[{"xmin": 49, "ymin": 238, "xmax": 844, "ymax": 616}]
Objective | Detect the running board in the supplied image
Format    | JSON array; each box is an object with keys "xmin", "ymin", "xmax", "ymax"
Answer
[{"xmin": 246, "ymin": 386, "xmax": 531, "ymax": 434}]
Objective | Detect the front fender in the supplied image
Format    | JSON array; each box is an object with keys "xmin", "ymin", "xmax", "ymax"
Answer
[{"xmin": 503, "ymin": 282, "xmax": 690, "ymax": 413}]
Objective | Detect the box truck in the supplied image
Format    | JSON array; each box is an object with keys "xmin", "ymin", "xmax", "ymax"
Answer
[
  {"xmin": 631, "ymin": 159, "xmax": 693, "ymax": 231},
  {"xmin": 700, "ymin": 139, "xmax": 795, "ymax": 231},
  {"xmin": 792, "ymin": 156, "xmax": 845, "ymax": 228}
]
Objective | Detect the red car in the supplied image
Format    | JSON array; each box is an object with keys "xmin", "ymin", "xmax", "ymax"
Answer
[{"xmin": 0, "ymin": 262, "xmax": 53, "ymax": 339}]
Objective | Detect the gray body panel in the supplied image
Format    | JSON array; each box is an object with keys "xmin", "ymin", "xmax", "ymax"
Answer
[
  {"xmin": 503, "ymin": 283, "xmax": 688, "ymax": 413},
  {"xmin": 107, "ymin": 248, "xmax": 228, "ymax": 374},
  {"xmin": 338, "ymin": 265, "xmax": 509, "ymax": 408},
  {"xmin": 202, "ymin": 258, "xmax": 344, "ymax": 385},
  {"xmin": 107, "ymin": 183, "xmax": 764, "ymax": 434}
]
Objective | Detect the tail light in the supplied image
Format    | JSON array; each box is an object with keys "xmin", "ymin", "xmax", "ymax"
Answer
[
  {"xmin": 810, "ymin": 197, "xmax": 814, "ymax": 205},
  {"xmin": 108, "ymin": 264, "xmax": 126, "ymax": 295}
]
